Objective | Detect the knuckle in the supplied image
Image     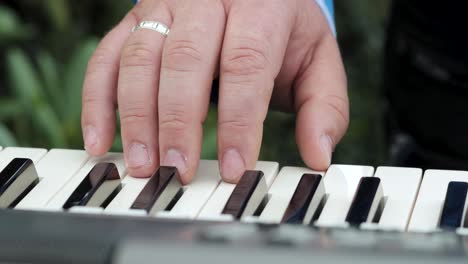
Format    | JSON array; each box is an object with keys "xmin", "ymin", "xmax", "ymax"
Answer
[
  {"xmin": 119, "ymin": 104, "xmax": 152, "ymax": 125},
  {"xmin": 86, "ymin": 48, "xmax": 115, "ymax": 75},
  {"xmin": 219, "ymin": 114, "xmax": 256, "ymax": 132},
  {"xmin": 159, "ymin": 105, "xmax": 191, "ymax": 132},
  {"xmin": 120, "ymin": 41, "xmax": 157, "ymax": 69},
  {"xmin": 163, "ymin": 39, "xmax": 204, "ymax": 71},
  {"xmin": 82, "ymin": 89, "xmax": 101, "ymax": 106},
  {"xmin": 323, "ymin": 95, "xmax": 350, "ymax": 125},
  {"xmin": 222, "ymin": 39, "xmax": 269, "ymax": 77}
]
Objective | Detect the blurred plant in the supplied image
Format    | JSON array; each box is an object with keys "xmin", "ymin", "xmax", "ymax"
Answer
[
  {"xmin": 0, "ymin": 4, "xmax": 97, "ymax": 149},
  {"xmin": 0, "ymin": 6, "xmax": 33, "ymax": 45},
  {"xmin": 1, "ymin": 39, "xmax": 99, "ymax": 149}
]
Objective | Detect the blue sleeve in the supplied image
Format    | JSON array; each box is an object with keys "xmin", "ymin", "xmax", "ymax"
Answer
[
  {"xmin": 324, "ymin": 0, "xmax": 334, "ymax": 18},
  {"xmin": 315, "ymin": 0, "xmax": 336, "ymax": 35}
]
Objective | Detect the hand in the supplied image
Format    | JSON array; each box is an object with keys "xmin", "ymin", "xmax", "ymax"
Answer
[{"xmin": 81, "ymin": 0, "xmax": 348, "ymax": 184}]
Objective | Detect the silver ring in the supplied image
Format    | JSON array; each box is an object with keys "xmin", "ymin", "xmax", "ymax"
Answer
[{"xmin": 131, "ymin": 20, "xmax": 170, "ymax": 36}]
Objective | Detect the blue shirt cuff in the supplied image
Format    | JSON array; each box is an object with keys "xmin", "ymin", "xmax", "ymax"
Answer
[{"xmin": 315, "ymin": 0, "xmax": 336, "ymax": 36}]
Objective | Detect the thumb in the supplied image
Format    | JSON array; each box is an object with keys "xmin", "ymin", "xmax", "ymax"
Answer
[{"xmin": 294, "ymin": 34, "xmax": 349, "ymax": 170}]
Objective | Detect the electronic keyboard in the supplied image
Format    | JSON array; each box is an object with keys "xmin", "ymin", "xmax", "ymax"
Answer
[{"xmin": 0, "ymin": 146, "xmax": 467, "ymax": 263}]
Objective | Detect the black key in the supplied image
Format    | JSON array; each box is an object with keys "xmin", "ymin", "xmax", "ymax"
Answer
[
  {"xmin": 439, "ymin": 181, "xmax": 468, "ymax": 230},
  {"xmin": 222, "ymin": 170, "xmax": 267, "ymax": 219},
  {"xmin": 346, "ymin": 177, "xmax": 383, "ymax": 226},
  {"xmin": 63, "ymin": 163, "xmax": 121, "ymax": 209},
  {"xmin": 282, "ymin": 174, "xmax": 324, "ymax": 224},
  {"xmin": 0, "ymin": 158, "xmax": 39, "ymax": 208},
  {"xmin": 131, "ymin": 166, "xmax": 181, "ymax": 214}
]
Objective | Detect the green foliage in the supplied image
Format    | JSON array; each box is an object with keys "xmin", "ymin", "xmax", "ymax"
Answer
[
  {"xmin": 2, "ymin": 39, "xmax": 98, "ymax": 148},
  {"xmin": 0, "ymin": 6, "xmax": 34, "ymax": 44}
]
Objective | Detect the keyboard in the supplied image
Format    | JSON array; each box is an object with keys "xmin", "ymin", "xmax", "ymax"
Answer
[{"xmin": 0, "ymin": 146, "xmax": 467, "ymax": 263}]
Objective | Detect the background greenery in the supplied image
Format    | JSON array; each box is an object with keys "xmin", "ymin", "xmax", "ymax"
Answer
[{"xmin": 0, "ymin": 0, "xmax": 389, "ymax": 167}]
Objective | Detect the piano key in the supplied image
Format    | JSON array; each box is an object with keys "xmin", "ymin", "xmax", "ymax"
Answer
[
  {"xmin": 281, "ymin": 173, "xmax": 324, "ymax": 224},
  {"xmin": 198, "ymin": 161, "xmax": 279, "ymax": 221},
  {"xmin": 409, "ymin": 169, "xmax": 468, "ymax": 232},
  {"xmin": 45, "ymin": 153, "xmax": 126, "ymax": 210},
  {"xmin": 315, "ymin": 165, "xmax": 375, "ymax": 227},
  {"xmin": 222, "ymin": 171, "xmax": 267, "ymax": 219},
  {"xmin": 104, "ymin": 176, "xmax": 150, "ymax": 214},
  {"xmin": 257, "ymin": 167, "xmax": 324, "ymax": 224},
  {"xmin": 62, "ymin": 163, "xmax": 122, "ymax": 209},
  {"xmin": 107, "ymin": 161, "xmax": 220, "ymax": 217},
  {"xmin": 68, "ymin": 206, "xmax": 104, "ymax": 215},
  {"xmin": 0, "ymin": 158, "xmax": 39, "ymax": 208},
  {"xmin": 364, "ymin": 167, "xmax": 422, "ymax": 231},
  {"xmin": 439, "ymin": 182, "xmax": 468, "ymax": 230},
  {"xmin": 0, "ymin": 147, "xmax": 47, "ymax": 172},
  {"xmin": 131, "ymin": 166, "xmax": 181, "ymax": 215},
  {"xmin": 345, "ymin": 177, "xmax": 383, "ymax": 226},
  {"xmin": 16, "ymin": 149, "xmax": 89, "ymax": 210},
  {"xmin": 155, "ymin": 160, "xmax": 221, "ymax": 219}
]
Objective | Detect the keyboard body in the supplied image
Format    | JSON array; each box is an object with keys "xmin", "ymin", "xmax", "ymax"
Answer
[
  {"xmin": 1, "ymin": 209, "xmax": 467, "ymax": 264},
  {"xmin": 0, "ymin": 147, "xmax": 467, "ymax": 263}
]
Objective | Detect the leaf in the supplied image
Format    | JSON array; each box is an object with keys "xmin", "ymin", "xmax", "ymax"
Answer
[
  {"xmin": 0, "ymin": 5, "xmax": 19, "ymax": 35},
  {"xmin": 201, "ymin": 107, "xmax": 218, "ymax": 159},
  {"xmin": 0, "ymin": 6, "xmax": 33, "ymax": 43},
  {"xmin": 63, "ymin": 38, "xmax": 99, "ymax": 126},
  {"xmin": 33, "ymin": 103, "xmax": 66, "ymax": 147},
  {"xmin": 6, "ymin": 48, "xmax": 43, "ymax": 107},
  {"xmin": 37, "ymin": 51, "xmax": 64, "ymax": 118},
  {"xmin": 0, "ymin": 98, "xmax": 24, "ymax": 121},
  {"xmin": 111, "ymin": 132, "xmax": 123, "ymax": 152},
  {"xmin": 0, "ymin": 123, "xmax": 17, "ymax": 146},
  {"xmin": 43, "ymin": 0, "xmax": 70, "ymax": 30}
]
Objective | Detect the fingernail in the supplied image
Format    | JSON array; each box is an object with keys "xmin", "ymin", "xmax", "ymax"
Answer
[
  {"xmin": 127, "ymin": 142, "xmax": 150, "ymax": 168},
  {"xmin": 162, "ymin": 149, "xmax": 188, "ymax": 175},
  {"xmin": 221, "ymin": 148, "xmax": 245, "ymax": 183},
  {"xmin": 84, "ymin": 125, "xmax": 98, "ymax": 150},
  {"xmin": 319, "ymin": 135, "xmax": 334, "ymax": 165}
]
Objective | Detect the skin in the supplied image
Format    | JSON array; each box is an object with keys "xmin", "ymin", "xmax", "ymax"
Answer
[{"xmin": 81, "ymin": 0, "xmax": 349, "ymax": 184}]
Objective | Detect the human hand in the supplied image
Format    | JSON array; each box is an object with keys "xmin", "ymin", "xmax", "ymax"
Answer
[{"xmin": 81, "ymin": 0, "xmax": 348, "ymax": 184}]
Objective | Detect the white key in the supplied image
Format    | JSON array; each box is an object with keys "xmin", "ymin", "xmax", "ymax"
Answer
[
  {"xmin": 0, "ymin": 147, "xmax": 47, "ymax": 172},
  {"xmin": 104, "ymin": 176, "xmax": 150, "ymax": 214},
  {"xmin": 16, "ymin": 149, "xmax": 90, "ymax": 210},
  {"xmin": 257, "ymin": 167, "xmax": 324, "ymax": 224},
  {"xmin": 68, "ymin": 206, "xmax": 104, "ymax": 215},
  {"xmin": 409, "ymin": 169, "xmax": 468, "ymax": 232},
  {"xmin": 156, "ymin": 160, "xmax": 221, "ymax": 219},
  {"xmin": 197, "ymin": 161, "xmax": 279, "ymax": 221},
  {"xmin": 361, "ymin": 167, "xmax": 422, "ymax": 231},
  {"xmin": 46, "ymin": 153, "xmax": 126, "ymax": 210},
  {"xmin": 0, "ymin": 146, "xmax": 3, "ymax": 151},
  {"xmin": 315, "ymin": 164, "xmax": 374, "ymax": 228}
]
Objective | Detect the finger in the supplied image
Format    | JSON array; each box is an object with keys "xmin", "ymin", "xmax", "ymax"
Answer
[
  {"xmin": 82, "ymin": 13, "xmax": 135, "ymax": 156},
  {"xmin": 218, "ymin": 1, "xmax": 294, "ymax": 183},
  {"xmin": 295, "ymin": 34, "xmax": 349, "ymax": 171},
  {"xmin": 118, "ymin": 2, "xmax": 172, "ymax": 177},
  {"xmin": 158, "ymin": 1, "xmax": 226, "ymax": 184}
]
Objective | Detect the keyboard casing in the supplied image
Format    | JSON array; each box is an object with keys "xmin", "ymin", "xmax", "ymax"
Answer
[{"xmin": 0, "ymin": 209, "xmax": 466, "ymax": 264}]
